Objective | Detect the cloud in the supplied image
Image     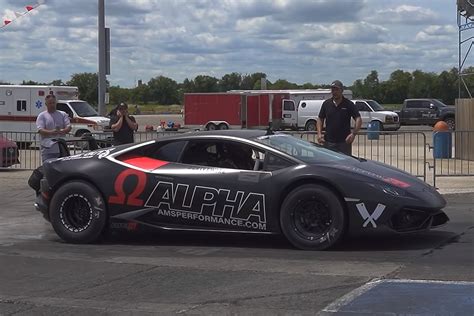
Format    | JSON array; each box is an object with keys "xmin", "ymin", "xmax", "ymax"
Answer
[
  {"xmin": 369, "ymin": 5, "xmax": 438, "ymax": 25},
  {"xmin": 0, "ymin": 0, "xmax": 459, "ymax": 87},
  {"xmin": 415, "ymin": 25, "xmax": 457, "ymax": 41}
]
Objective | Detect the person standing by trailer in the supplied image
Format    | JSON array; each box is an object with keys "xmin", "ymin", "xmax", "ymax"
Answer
[
  {"xmin": 109, "ymin": 102, "xmax": 138, "ymax": 145},
  {"xmin": 317, "ymin": 80, "xmax": 362, "ymax": 155},
  {"xmin": 36, "ymin": 94, "xmax": 72, "ymax": 163}
]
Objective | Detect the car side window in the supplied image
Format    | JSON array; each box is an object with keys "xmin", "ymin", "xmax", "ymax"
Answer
[
  {"xmin": 150, "ymin": 141, "xmax": 187, "ymax": 162},
  {"xmin": 420, "ymin": 101, "xmax": 431, "ymax": 109},
  {"xmin": 355, "ymin": 101, "xmax": 369, "ymax": 112},
  {"xmin": 264, "ymin": 153, "xmax": 294, "ymax": 171},
  {"xmin": 57, "ymin": 103, "xmax": 73, "ymax": 118},
  {"xmin": 181, "ymin": 140, "xmax": 262, "ymax": 171},
  {"xmin": 406, "ymin": 101, "xmax": 421, "ymax": 109},
  {"xmin": 283, "ymin": 100, "xmax": 295, "ymax": 111}
]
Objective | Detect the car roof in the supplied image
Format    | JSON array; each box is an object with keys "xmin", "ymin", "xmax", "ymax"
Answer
[{"xmin": 164, "ymin": 129, "xmax": 269, "ymax": 140}]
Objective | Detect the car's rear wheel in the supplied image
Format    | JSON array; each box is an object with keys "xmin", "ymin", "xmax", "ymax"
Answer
[
  {"xmin": 305, "ymin": 120, "xmax": 316, "ymax": 131},
  {"xmin": 280, "ymin": 184, "xmax": 346, "ymax": 250},
  {"xmin": 49, "ymin": 181, "xmax": 107, "ymax": 243}
]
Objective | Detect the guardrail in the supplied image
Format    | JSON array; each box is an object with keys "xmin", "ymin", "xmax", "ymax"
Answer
[
  {"xmin": 426, "ymin": 130, "xmax": 474, "ymax": 187},
  {"xmin": 0, "ymin": 130, "xmax": 184, "ymax": 171},
  {"xmin": 296, "ymin": 131, "xmax": 428, "ymax": 181},
  {"xmin": 1, "ymin": 129, "xmax": 473, "ymax": 188}
]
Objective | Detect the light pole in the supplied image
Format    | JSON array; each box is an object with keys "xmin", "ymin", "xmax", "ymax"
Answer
[{"xmin": 98, "ymin": 0, "xmax": 106, "ymax": 115}]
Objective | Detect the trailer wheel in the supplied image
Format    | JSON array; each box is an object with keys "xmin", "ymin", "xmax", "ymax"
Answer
[
  {"xmin": 218, "ymin": 123, "xmax": 229, "ymax": 130},
  {"xmin": 305, "ymin": 120, "xmax": 316, "ymax": 131},
  {"xmin": 206, "ymin": 123, "xmax": 217, "ymax": 130}
]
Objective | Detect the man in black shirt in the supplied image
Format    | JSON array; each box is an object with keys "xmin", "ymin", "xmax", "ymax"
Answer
[
  {"xmin": 317, "ymin": 80, "xmax": 362, "ymax": 155},
  {"xmin": 109, "ymin": 102, "xmax": 138, "ymax": 145}
]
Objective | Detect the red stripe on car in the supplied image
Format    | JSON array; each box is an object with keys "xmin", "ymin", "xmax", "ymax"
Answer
[{"xmin": 119, "ymin": 155, "xmax": 169, "ymax": 170}]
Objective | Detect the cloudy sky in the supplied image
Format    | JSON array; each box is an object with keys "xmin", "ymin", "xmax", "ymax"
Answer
[{"xmin": 0, "ymin": 0, "xmax": 464, "ymax": 88}]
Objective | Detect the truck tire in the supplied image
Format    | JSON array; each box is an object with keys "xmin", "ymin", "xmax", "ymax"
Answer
[
  {"xmin": 305, "ymin": 120, "xmax": 316, "ymax": 131},
  {"xmin": 49, "ymin": 180, "xmax": 107, "ymax": 244},
  {"xmin": 218, "ymin": 123, "xmax": 229, "ymax": 130},
  {"xmin": 443, "ymin": 117, "xmax": 455, "ymax": 130},
  {"xmin": 206, "ymin": 123, "xmax": 217, "ymax": 130},
  {"xmin": 280, "ymin": 184, "xmax": 346, "ymax": 250}
]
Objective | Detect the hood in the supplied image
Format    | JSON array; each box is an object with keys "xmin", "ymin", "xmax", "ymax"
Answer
[
  {"xmin": 440, "ymin": 105, "xmax": 455, "ymax": 112},
  {"xmin": 80, "ymin": 116, "xmax": 110, "ymax": 126},
  {"xmin": 328, "ymin": 158, "xmax": 432, "ymax": 192},
  {"xmin": 376, "ymin": 110, "xmax": 398, "ymax": 117}
]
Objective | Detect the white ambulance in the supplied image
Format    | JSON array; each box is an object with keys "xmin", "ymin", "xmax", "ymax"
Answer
[{"xmin": 0, "ymin": 85, "xmax": 110, "ymax": 142}]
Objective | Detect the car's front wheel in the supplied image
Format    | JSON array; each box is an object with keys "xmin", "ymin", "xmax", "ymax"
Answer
[
  {"xmin": 280, "ymin": 184, "xmax": 346, "ymax": 250},
  {"xmin": 49, "ymin": 181, "xmax": 107, "ymax": 243}
]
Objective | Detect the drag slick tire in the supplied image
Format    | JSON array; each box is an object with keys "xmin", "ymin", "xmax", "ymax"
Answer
[
  {"xmin": 280, "ymin": 184, "xmax": 346, "ymax": 250},
  {"xmin": 49, "ymin": 181, "xmax": 107, "ymax": 243}
]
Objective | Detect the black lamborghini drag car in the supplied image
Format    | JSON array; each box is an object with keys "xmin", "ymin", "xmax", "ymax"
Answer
[{"xmin": 33, "ymin": 130, "xmax": 449, "ymax": 250}]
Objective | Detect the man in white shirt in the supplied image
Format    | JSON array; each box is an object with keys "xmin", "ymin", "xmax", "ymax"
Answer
[{"xmin": 36, "ymin": 94, "xmax": 71, "ymax": 163}]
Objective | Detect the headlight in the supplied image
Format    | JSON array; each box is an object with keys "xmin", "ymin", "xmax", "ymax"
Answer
[
  {"xmin": 368, "ymin": 183, "xmax": 406, "ymax": 197},
  {"xmin": 385, "ymin": 116, "xmax": 394, "ymax": 123}
]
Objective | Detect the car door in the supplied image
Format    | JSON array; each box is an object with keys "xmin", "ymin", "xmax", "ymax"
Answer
[
  {"xmin": 281, "ymin": 99, "xmax": 297, "ymax": 127},
  {"xmin": 147, "ymin": 138, "xmax": 274, "ymax": 233},
  {"xmin": 425, "ymin": 101, "xmax": 438, "ymax": 125},
  {"xmin": 355, "ymin": 101, "xmax": 371, "ymax": 128},
  {"xmin": 57, "ymin": 102, "xmax": 74, "ymax": 120},
  {"xmin": 403, "ymin": 100, "xmax": 421, "ymax": 124}
]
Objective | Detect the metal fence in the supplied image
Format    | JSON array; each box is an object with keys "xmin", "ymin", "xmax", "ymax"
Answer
[
  {"xmin": 1, "ymin": 129, "xmax": 473, "ymax": 187},
  {"xmin": 297, "ymin": 131, "xmax": 428, "ymax": 181}
]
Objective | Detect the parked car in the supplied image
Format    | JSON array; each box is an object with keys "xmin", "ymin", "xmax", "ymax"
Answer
[
  {"xmin": 0, "ymin": 135, "xmax": 20, "ymax": 167},
  {"xmin": 32, "ymin": 130, "xmax": 448, "ymax": 250},
  {"xmin": 352, "ymin": 100, "xmax": 400, "ymax": 131},
  {"xmin": 395, "ymin": 99, "xmax": 455, "ymax": 130}
]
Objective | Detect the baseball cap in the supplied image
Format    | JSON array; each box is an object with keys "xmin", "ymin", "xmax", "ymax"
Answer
[
  {"xmin": 119, "ymin": 102, "xmax": 128, "ymax": 109},
  {"xmin": 330, "ymin": 80, "xmax": 344, "ymax": 90}
]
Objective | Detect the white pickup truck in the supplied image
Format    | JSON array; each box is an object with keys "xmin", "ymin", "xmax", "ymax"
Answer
[{"xmin": 352, "ymin": 99, "xmax": 400, "ymax": 131}]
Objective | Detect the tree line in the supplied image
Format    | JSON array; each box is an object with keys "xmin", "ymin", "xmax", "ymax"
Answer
[{"xmin": 3, "ymin": 67, "xmax": 472, "ymax": 106}]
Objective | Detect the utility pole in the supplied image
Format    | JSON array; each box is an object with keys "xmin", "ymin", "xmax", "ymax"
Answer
[{"xmin": 98, "ymin": 0, "xmax": 106, "ymax": 115}]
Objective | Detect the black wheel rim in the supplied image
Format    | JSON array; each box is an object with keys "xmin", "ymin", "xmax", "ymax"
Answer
[
  {"xmin": 291, "ymin": 197, "xmax": 332, "ymax": 240},
  {"xmin": 59, "ymin": 194, "xmax": 93, "ymax": 233}
]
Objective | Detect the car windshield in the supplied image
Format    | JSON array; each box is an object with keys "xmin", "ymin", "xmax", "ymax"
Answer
[
  {"xmin": 432, "ymin": 99, "xmax": 447, "ymax": 107},
  {"xmin": 367, "ymin": 100, "xmax": 385, "ymax": 111},
  {"xmin": 69, "ymin": 101, "xmax": 99, "ymax": 117},
  {"xmin": 254, "ymin": 134, "xmax": 350, "ymax": 164}
]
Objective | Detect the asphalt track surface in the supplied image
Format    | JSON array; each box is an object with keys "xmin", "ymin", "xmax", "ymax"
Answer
[{"xmin": 0, "ymin": 170, "xmax": 473, "ymax": 315}]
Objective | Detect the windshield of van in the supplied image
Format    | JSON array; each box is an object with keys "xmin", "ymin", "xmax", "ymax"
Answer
[
  {"xmin": 254, "ymin": 134, "xmax": 350, "ymax": 164},
  {"xmin": 366, "ymin": 100, "xmax": 385, "ymax": 111},
  {"xmin": 69, "ymin": 101, "xmax": 99, "ymax": 117}
]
